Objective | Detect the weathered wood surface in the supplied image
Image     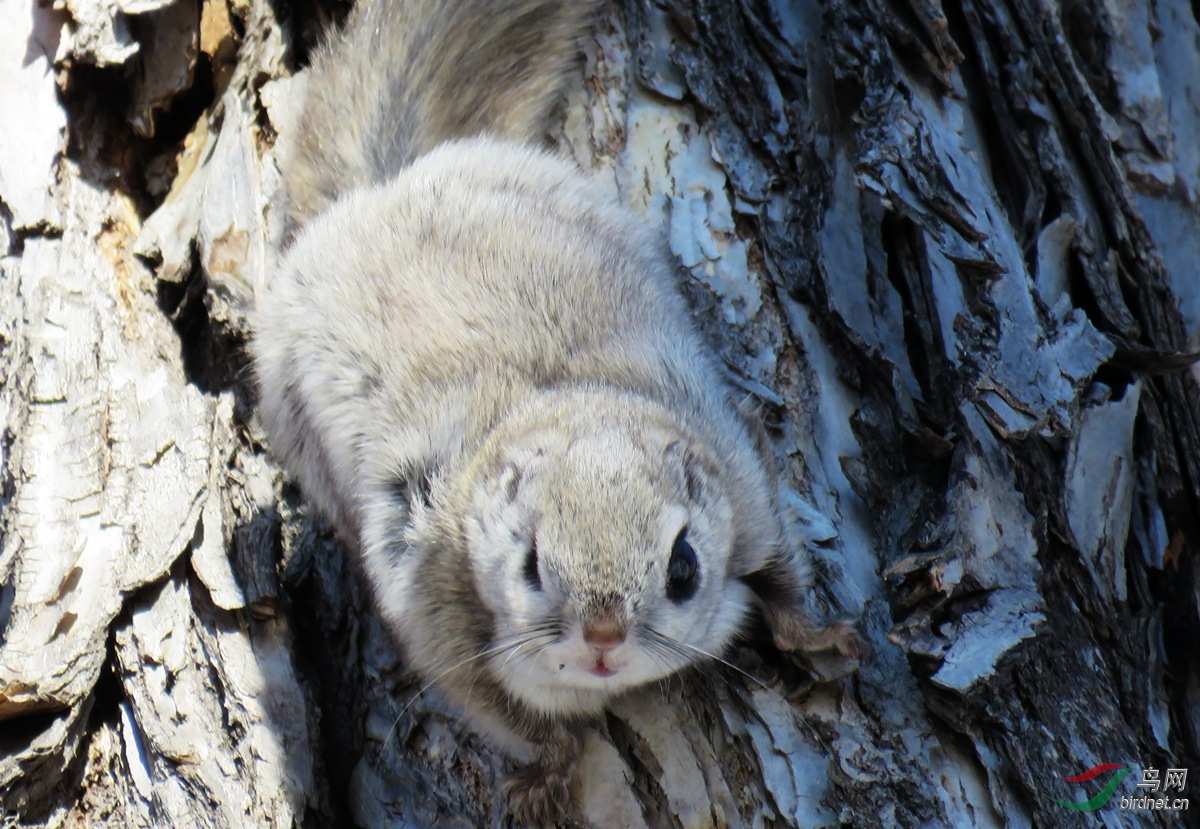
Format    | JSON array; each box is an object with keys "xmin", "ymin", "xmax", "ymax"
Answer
[{"xmin": 1, "ymin": 0, "xmax": 1197, "ymax": 826}]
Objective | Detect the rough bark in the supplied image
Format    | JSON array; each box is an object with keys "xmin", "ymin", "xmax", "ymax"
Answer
[{"xmin": 1, "ymin": 0, "xmax": 1197, "ymax": 827}]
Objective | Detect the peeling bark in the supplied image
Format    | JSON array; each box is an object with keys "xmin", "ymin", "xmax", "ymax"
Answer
[{"xmin": 1, "ymin": 0, "xmax": 1197, "ymax": 827}]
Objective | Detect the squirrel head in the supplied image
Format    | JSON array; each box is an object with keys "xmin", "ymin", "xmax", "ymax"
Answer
[{"xmin": 452, "ymin": 391, "xmax": 755, "ymax": 711}]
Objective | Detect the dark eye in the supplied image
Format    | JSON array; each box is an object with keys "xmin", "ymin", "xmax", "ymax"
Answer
[
  {"xmin": 523, "ymin": 539, "xmax": 541, "ymax": 590},
  {"xmin": 666, "ymin": 530, "xmax": 699, "ymax": 601}
]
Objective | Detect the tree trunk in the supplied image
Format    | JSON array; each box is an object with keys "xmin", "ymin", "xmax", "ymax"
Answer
[{"xmin": 1, "ymin": 0, "xmax": 1196, "ymax": 827}]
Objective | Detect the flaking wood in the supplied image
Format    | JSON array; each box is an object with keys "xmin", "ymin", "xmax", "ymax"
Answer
[{"xmin": 0, "ymin": 0, "xmax": 1196, "ymax": 827}]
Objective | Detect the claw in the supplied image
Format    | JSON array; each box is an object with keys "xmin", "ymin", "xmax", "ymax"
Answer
[
  {"xmin": 501, "ymin": 761, "xmax": 573, "ymax": 828},
  {"xmin": 767, "ymin": 607, "xmax": 865, "ymax": 661}
]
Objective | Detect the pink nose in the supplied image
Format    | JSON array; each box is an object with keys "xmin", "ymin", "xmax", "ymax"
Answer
[{"xmin": 583, "ymin": 620, "xmax": 627, "ymax": 650}]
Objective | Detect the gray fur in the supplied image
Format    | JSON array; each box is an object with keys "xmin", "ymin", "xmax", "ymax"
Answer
[
  {"xmin": 254, "ymin": 2, "xmax": 858, "ymax": 823},
  {"xmin": 284, "ymin": 0, "xmax": 597, "ymax": 233}
]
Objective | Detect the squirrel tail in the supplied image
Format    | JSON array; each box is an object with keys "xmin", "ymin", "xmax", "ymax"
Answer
[{"xmin": 283, "ymin": 0, "xmax": 599, "ymax": 233}]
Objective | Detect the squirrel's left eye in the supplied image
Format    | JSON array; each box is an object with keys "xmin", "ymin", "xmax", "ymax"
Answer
[
  {"xmin": 666, "ymin": 529, "xmax": 699, "ymax": 601},
  {"xmin": 523, "ymin": 540, "xmax": 541, "ymax": 590}
]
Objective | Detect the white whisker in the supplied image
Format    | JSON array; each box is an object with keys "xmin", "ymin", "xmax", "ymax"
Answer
[
  {"xmin": 644, "ymin": 628, "xmax": 773, "ymax": 693},
  {"xmin": 382, "ymin": 624, "xmax": 558, "ymax": 754}
]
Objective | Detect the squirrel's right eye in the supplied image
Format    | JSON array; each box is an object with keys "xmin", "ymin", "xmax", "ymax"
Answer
[
  {"xmin": 666, "ymin": 530, "xmax": 699, "ymax": 601},
  {"xmin": 523, "ymin": 541, "xmax": 541, "ymax": 590}
]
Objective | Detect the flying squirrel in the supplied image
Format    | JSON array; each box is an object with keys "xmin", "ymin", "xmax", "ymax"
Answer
[{"xmin": 252, "ymin": 0, "xmax": 861, "ymax": 824}]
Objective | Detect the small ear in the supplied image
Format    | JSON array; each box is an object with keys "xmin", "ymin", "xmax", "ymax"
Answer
[
  {"xmin": 485, "ymin": 443, "xmax": 548, "ymax": 506},
  {"xmin": 663, "ymin": 440, "xmax": 712, "ymax": 502},
  {"xmin": 496, "ymin": 462, "xmax": 522, "ymax": 504}
]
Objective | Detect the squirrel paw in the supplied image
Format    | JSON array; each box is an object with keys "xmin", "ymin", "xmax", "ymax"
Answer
[
  {"xmin": 765, "ymin": 605, "xmax": 865, "ymax": 660},
  {"xmin": 501, "ymin": 762, "xmax": 572, "ymax": 828}
]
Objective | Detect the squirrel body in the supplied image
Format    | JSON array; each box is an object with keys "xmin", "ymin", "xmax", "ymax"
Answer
[{"xmin": 254, "ymin": 1, "xmax": 857, "ymax": 823}]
